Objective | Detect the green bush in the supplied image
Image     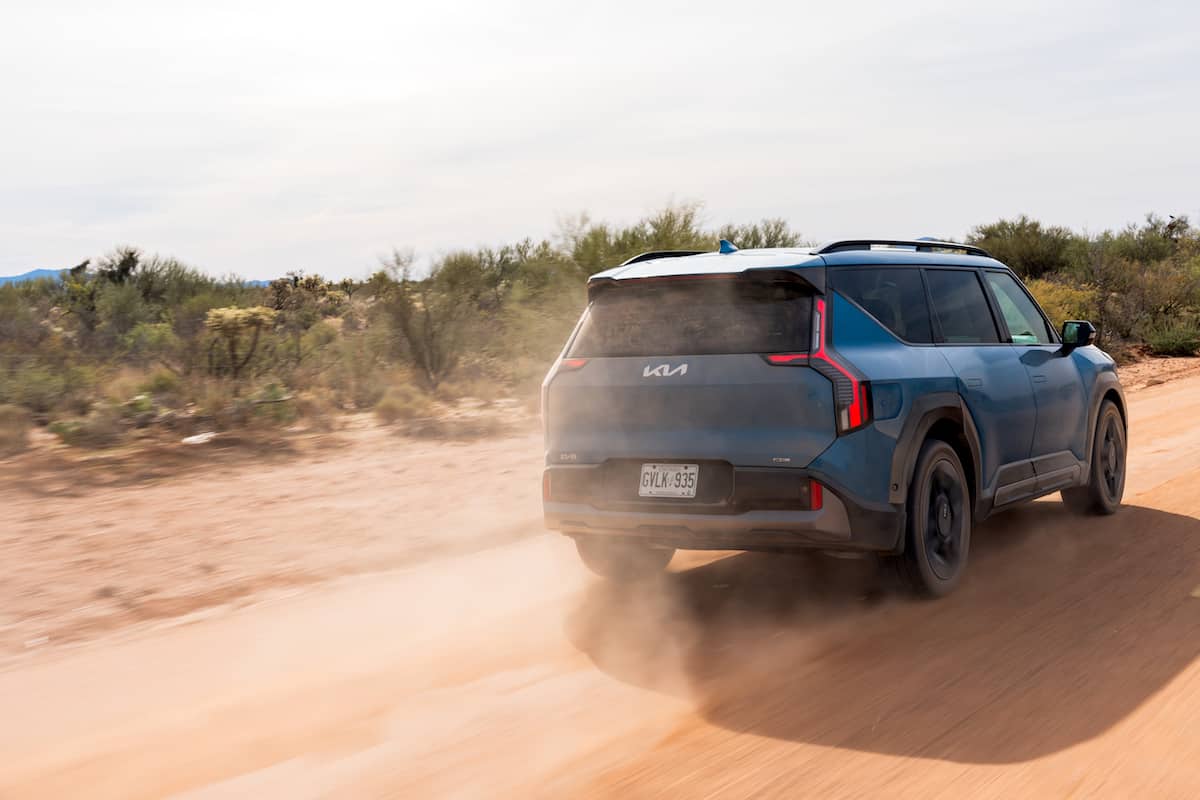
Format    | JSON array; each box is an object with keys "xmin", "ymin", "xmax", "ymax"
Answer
[
  {"xmin": 1144, "ymin": 322, "xmax": 1200, "ymax": 356},
  {"xmin": 374, "ymin": 385, "xmax": 433, "ymax": 424},
  {"xmin": 321, "ymin": 333, "xmax": 389, "ymax": 409},
  {"xmin": 1025, "ymin": 279, "xmax": 1097, "ymax": 330},
  {"xmin": 293, "ymin": 390, "xmax": 339, "ymax": 432},
  {"xmin": 1, "ymin": 364, "xmax": 66, "ymax": 414},
  {"xmin": 252, "ymin": 383, "xmax": 297, "ymax": 426},
  {"xmin": 49, "ymin": 404, "xmax": 125, "ymax": 448},
  {"xmin": 0, "ymin": 404, "xmax": 31, "ymax": 456},
  {"xmin": 140, "ymin": 367, "xmax": 181, "ymax": 396},
  {"xmin": 1, "ymin": 210, "xmax": 1197, "ymax": 443}
]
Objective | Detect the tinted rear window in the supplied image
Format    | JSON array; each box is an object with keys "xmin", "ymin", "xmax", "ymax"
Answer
[
  {"xmin": 925, "ymin": 270, "xmax": 1000, "ymax": 343},
  {"xmin": 832, "ymin": 267, "xmax": 934, "ymax": 343},
  {"xmin": 568, "ymin": 279, "xmax": 812, "ymax": 357}
]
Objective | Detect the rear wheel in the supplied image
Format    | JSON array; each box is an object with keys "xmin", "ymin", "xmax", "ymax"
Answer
[
  {"xmin": 895, "ymin": 440, "xmax": 971, "ymax": 597},
  {"xmin": 1062, "ymin": 399, "xmax": 1125, "ymax": 515},
  {"xmin": 575, "ymin": 538, "xmax": 674, "ymax": 581}
]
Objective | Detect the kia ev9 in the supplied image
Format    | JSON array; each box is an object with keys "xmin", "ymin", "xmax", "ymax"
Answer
[{"xmin": 541, "ymin": 238, "xmax": 1126, "ymax": 596}]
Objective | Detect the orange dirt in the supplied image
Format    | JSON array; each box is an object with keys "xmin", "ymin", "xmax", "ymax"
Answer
[{"xmin": 1, "ymin": 363, "xmax": 1199, "ymax": 798}]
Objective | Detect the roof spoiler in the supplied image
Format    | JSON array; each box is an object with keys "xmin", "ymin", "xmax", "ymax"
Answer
[
  {"xmin": 618, "ymin": 250, "xmax": 706, "ymax": 266},
  {"xmin": 812, "ymin": 238, "xmax": 992, "ymax": 258},
  {"xmin": 587, "ymin": 267, "xmax": 823, "ymax": 301}
]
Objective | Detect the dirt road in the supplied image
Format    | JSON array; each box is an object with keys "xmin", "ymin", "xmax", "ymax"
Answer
[{"xmin": 3, "ymin": 371, "xmax": 1200, "ymax": 798}]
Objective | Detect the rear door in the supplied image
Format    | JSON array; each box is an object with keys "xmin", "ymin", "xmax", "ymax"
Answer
[
  {"xmin": 545, "ymin": 275, "xmax": 838, "ymax": 469},
  {"xmin": 924, "ymin": 268, "xmax": 1037, "ymax": 486}
]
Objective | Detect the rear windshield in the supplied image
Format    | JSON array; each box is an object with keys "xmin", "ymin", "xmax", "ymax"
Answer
[{"xmin": 568, "ymin": 279, "xmax": 812, "ymax": 357}]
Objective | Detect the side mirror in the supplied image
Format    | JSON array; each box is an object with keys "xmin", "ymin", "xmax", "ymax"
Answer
[{"xmin": 1061, "ymin": 320, "xmax": 1097, "ymax": 349}]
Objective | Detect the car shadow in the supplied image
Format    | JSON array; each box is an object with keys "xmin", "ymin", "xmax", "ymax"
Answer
[{"xmin": 565, "ymin": 502, "xmax": 1200, "ymax": 764}]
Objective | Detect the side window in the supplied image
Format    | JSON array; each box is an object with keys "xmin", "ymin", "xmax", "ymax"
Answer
[
  {"xmin": 924, "ymin": 270, "xmax": 1000, "ymax": 344},
  {"xmin": 984, "ymin": 271, "xmax": 1053, "ymax": 344},
  {"xmin": 832, "ymin": 268, "xmax": 934, "ymax": 343}
]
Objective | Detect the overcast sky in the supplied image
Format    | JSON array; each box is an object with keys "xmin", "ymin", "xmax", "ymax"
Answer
[{"xmin": 2, "ymin": 0, "xmax": 1197, "ymax": 279}]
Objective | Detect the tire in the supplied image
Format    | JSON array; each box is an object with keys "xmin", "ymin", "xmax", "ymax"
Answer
[
  {"xmin": 575, "ymin": 538, "xmax": 674, "ymax": 581},
  {"xmin": 1061, "ymin": 399, "xmax": 1126, "ymax": 515},
  {"xmin": 895, "ymin": 440, "xmax": 972, "ymax": 597}
]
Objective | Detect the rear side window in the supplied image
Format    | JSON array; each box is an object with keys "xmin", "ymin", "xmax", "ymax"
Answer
[
  {"xmin": 568, "ymin": 279, "xmax": 812, "ymax": 357},
  {"xmin": 984, "ymin": 271, "xmax": 1053, "ymax": 344},
  {"xmin": 924, "ymin": 270, "xmax": 1000, "ymax": 344},
  {"xmin": 832, "ymin": 268, "xmax": 934, "ymax": 343}
]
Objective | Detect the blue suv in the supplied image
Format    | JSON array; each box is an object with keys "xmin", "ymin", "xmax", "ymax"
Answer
[{"xmin": 541, "ymin": 239, "xmax": 1126, "ymax": 595}]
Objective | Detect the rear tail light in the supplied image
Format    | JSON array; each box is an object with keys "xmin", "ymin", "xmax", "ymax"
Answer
[
  {"xmin": 542, "ymin": 470, "xmax": 552, "ymax": 501},
  {"xmin": 559, "ymin": 358, "xmax": 589, "ymax": 371},
  {"xmin": 810, "ymin": 479, "xmax": 823, "ymax": 511},
  {"xmin": 762, "ymin": 297, "xmax": 871, "ymax": 434},
  {"xmin": 764, "ymin": 353, "xmax": 807, "ymax": 365}
]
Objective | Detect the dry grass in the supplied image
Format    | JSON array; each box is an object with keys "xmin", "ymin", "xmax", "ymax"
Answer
[
  {"xmin": 374, "ymin": 384, "xmax": 434, "ymax": 425},
  {"xmin": 0, "ymin": 404, "xmax": 30, "ymax": 456}
]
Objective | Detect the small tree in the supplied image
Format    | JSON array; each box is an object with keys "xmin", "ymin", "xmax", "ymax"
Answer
[
  {"xmin": 374, "ymin": 251, "xmax": 470, "ymax": 389},
  {"xmin": 968, "ymin": 216, "xmax": 1081, "ymax": 279},
  {"xmin": 717, "ymin": 218, "xmax": 804, "ymax": 249},
  {"xmin": 204, "ymin": 306, "xmax": 277, "ymax": 383}
]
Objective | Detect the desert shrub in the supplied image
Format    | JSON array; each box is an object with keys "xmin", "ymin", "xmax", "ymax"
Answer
[
  {"xmin": 0, "ymin": 362, "xmax": 94, "ymax": 416},
  {"xmin": 293, "ymin": 390, "xmax": 340, "ymax": 432},
  {"xmin": 122, "ymin": 322, "xmax": 185, "ymax": 372},
  {"xmin": 140, "ymin": 367, "xmax": 181, "ymax": 397},
  {"xmin": 0, "ymin": 404, "xmax": 31, "ymax": 455},
  {"xmin": 49, "ymin": 403, "xmax": 124, "ymax": 448},
  {"xmin": 320, "ymin": 333, "xmax": 388, "ymax": 408},
  {"xmin": 123, "ymin": 393, "xmax": 155, "ymax": 415},
  {"xmin": 406, "ymin": 413, "xmax": 508, "ymax": 440},
  {"xmin": 252, "ymin": 383, "xmax": 297, "ymax": 426},
  {"xmin": 371, "ymin": 248, "xmax": 528, "ymax": 389},
  {"xmin": 1025, "ymin": 279, "xmax": 1097, "ymax": 329},
  {"xmin": 374, "ymin": 385, "xmax": 433, "ymax": 424},
  {"xmin": 196, "ymin": 380, "xmax": 236, "ymax": 419},
  {"xmin": 435, "ymin": 375, "xmax": 502, "ymax": 404},
  {"xmin": 1144, "ymin": 322, "xmax": 1200, "ymax": 356},
  {"xmin": 95, "ymin": 281, "xmax": 152, "ymax": 348},
  {"xmin": 2, "ymin": 209, "xmax": 1197, "ymax": 441},
  {"xmin": 204, "ymin": 306, "xmax": 277, "ymax": 381},
  {"xmin": 0, "ymin": 363, "xmax": 66, "ymax": 413},
  {"xmin": 968, "ymin": 216, "xmax": 1083, "ymax": 279}
]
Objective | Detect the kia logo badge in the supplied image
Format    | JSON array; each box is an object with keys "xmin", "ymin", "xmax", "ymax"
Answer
[{"xmin": 643, "ymin": 363, "xmax": 688, "ymax": 377}]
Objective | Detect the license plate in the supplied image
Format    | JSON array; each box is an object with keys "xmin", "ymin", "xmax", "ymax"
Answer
[{"xmin": 638, "ymin": 463, "xmax": 699, "ymax": 498}]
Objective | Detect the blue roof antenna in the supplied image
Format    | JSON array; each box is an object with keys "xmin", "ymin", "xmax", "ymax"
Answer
[{"xmin": 719, "ymin": 239, "xmax": 739, "ymax": 254}]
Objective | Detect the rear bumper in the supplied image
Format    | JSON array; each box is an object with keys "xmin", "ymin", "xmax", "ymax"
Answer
[{"xmin": 543, "ymin": 467, "xmax": 904, "ymax": 553}]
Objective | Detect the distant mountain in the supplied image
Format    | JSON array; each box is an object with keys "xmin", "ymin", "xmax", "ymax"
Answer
[{"xmin": 0, "ymin": 268, "xmax": 65, "ymax": 286}]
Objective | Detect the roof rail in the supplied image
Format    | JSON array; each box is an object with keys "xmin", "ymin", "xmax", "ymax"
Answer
[
  {"xmin": 812, "ymin": 239, "xmax": 992, "ymax": 258},
  {"xmin": 619, "ymin": 250, "xmax": 706, "ymax": 266}
]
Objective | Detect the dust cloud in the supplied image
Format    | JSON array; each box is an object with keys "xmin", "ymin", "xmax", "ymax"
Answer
[{"xmin": 2, "ymin": 372, "xmax": 1200, "ymax": 797}]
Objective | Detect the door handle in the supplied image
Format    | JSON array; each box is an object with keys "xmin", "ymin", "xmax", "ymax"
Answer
[
  {"xmin": 965, "ymin": 377, "xmax": 983, "ymax": 389},
  {"xmin": 1032, "ymin": 374, "xmax": 1047, "ymax": 383}
]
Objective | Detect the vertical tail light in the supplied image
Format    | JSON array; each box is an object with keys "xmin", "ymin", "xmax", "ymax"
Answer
[
  {"xmin": 762, "ymin": 297, "xmax": 871, "ymax": 434},
  {"xmin": 809, "ymin": 298, "xmax": 871, "ymax": 433}
]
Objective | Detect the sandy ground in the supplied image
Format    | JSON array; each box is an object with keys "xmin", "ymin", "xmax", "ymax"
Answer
[{"xmin": 1, "ymin": 358, "xmax": 1200, "ymax": 798}]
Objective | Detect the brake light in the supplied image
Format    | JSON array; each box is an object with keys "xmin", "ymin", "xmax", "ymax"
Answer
[
  {"xmin": 765, "ymin": 353, "xmax": 808, "ymax": 365},
  {"xmin": 763, "ymin": 297, "xmax": 871, "ymax": 434},
  {"xmin": 559, "ymin": 358, "xmax": 589, "ymax": 371},
  {"xmin": 542, "ymin": 470, "xmax": 552, "ymax": 501},
  {"xmin": 810, "ymin": 479, "xmax": 823, "ymax": 511}
]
